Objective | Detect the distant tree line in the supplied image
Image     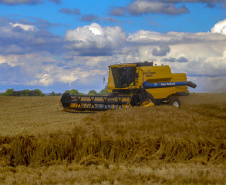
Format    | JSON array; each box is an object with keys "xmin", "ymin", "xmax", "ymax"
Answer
[
  {"xmin": 49, "ymin": 91, "xmax": 62, "ymax": 96},
  {"xmin": 0, "ymin": 86, "xmax": 109, "ymax": 96},
  {"xmin": 64, "ymin": 86, "xmax": 109, "ymax": 96},
  {"xmin": 1, "ymin": 89, "xmax": 44, "ymax": 96}
]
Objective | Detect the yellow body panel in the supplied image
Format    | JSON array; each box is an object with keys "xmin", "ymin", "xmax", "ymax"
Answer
[
  {"xmin": 141, "ymin": 66, "xmax": 172, "ymax": 83},
  {"xmin": 107, "ymin": 68, "xmax": 115, "ymax": 91},
  {"xmin": 147, "ymin": 87, "xmax": 176, "ymax": 99}
]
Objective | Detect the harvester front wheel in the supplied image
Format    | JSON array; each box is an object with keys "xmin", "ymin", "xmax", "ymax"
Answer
[
  {"xmin": 130, "ymin": 94, "xmax": 141, "ymax": 106},
  {"xmin": 169, "ymin": 98, "xmax": 180, "ymax": 108}
]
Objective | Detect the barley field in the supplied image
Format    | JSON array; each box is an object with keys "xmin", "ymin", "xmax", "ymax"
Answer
[{"xmin": 0, "ymin": 94, "xmax": 225, "ymax": 184}]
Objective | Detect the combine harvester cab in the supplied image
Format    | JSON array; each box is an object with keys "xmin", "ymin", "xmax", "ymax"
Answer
[{"xmin": 61, "ymin": 61, "xmax": 197, "ymax": 112}]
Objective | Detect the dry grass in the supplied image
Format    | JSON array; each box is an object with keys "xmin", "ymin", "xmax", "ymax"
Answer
[
  {"xmin": 0, "ymin": 96, "xmax": 87, "ymax": 136},
  {"xmin": 0, "ymin": 94, "xmax": 225, "ymax": 184},
  {"xmin": 0, "ymin": 162, "xmax": 225, "ymax": 185},
  {"xmin": 180, "ymin": 93, "xmax": 226, "ymax": 105}
]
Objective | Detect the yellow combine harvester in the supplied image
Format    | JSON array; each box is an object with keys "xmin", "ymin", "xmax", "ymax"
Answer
[{"xmin": 61, "ymin": 61, "xmax": 196, "ymax": 111}]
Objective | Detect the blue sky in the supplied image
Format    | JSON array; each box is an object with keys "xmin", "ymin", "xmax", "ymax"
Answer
[{"xmin": 0, "ymin": 0, "xmax": 226, "ymax": 93}]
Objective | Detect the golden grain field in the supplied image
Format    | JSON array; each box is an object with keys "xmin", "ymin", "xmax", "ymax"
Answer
[{"xmin": 0, "ymin": 94, "xmax": 225, "ymax": 184}]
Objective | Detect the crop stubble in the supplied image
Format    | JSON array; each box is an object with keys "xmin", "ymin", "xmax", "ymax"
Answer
[{"xmin": 0, "ymin": 94, "xmax": 225, "ymax": 184}]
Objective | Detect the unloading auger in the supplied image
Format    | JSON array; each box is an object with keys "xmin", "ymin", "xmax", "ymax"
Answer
[{"xmin": 60, "ymin": 61, "xmax": 197, "ymax": 112}]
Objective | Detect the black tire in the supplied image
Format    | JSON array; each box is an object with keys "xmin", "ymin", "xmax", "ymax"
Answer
[
  {"xmin": 168, "ymin": 98, "xmax": 180, "ymax": 108},
  {"xmin": 60, "ymin": 93, "xmax": 72, "ymax": 108},
  {"xmin": 130, "ymin": 94, "xmax": 141, "ymax": 106}
]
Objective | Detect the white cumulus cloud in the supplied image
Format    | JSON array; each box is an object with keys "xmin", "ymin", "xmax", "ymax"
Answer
[
  {"xmin": 65, "ymin": 23, "xmax": 127, "ymax": 49},
  {"xmin": 211, "ymin": 19, "xmax": 226, "ymax": 35}
]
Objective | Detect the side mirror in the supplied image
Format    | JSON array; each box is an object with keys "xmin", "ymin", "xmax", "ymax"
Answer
[
  {"xmin": 103, "ymin": 76, "xmax": 105, "ymax": 85},
  {"xmin": 103, "ymin": 76, "xmax": 108, "ymax": 86}
]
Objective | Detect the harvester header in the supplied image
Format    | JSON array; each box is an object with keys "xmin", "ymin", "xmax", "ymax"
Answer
[{"xmin": 61, "ymin": 61, "xmax": 196, "ymax": 112}]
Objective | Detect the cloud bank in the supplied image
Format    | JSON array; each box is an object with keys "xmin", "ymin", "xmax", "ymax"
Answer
[
  {"xmin": 128, "ymin": 1, "xmax": 189, "ymax": 15},
  {"xmin": 0, "ymin": 16, "xmax": 226, "ymax": 93},
  {"xmin": 109, "ymin": 0, "xmax": 225, "ymax": 16},
  {"xmin": 0, "ymin": 0, "xmax": 43, "ymax": 5}
]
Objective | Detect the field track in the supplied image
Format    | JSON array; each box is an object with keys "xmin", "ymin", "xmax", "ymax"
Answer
[{"xmin": 0, "ymin": 93, "xmax": 225, "ymax": 184}]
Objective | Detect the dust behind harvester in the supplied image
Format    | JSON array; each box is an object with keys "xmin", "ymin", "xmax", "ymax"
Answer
[{"xmin": 60, "ymin": 61, "xmax": 197, "ymax": 112}]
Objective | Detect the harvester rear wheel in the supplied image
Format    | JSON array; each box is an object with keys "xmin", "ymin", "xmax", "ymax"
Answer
[{"xmin": 169, "ymin": 98, "xmax": 180, "ymax": 108}]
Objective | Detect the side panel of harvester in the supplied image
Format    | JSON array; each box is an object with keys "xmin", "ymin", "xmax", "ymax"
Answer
[
  {"xmin": 136, "ymin": 65, "xmax": 185, "ymax": 99},
  {"xmin": 141, "ymin": 66, "xmax": 188, "ymax": 100}
]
